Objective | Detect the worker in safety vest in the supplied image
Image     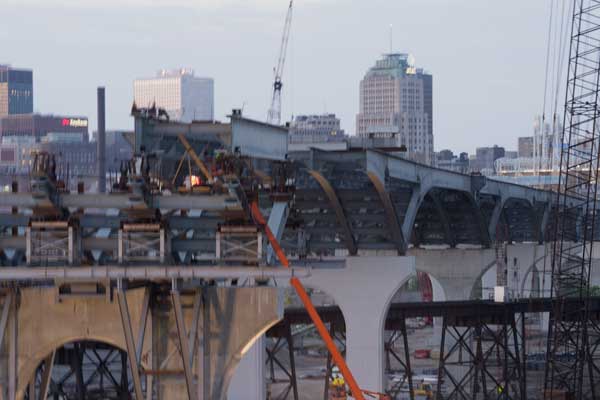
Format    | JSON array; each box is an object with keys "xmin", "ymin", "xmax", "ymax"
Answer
[
  {"xmin": 497, "ymin": 383, "xmax": 504, "ymax": 395},
  {"xmin": 329, "ymin": 366, "xmax": 347, "ymax": 399}
]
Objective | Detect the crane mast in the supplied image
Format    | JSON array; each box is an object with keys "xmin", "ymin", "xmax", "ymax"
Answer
[
  {"xmin": 267, "ymin": 0, "xmax": 293, "ymax": 126},
  {"xmin": 545, "ymin": 0, "xmax": 600, "ymax": 398}
]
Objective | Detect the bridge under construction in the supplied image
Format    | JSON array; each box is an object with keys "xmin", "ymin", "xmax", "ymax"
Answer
[
  {"xmin": 4, "ymin": 0, "xmax": 600, "ymax": 396},
  {"xmin": 0, "ymin": 103, "xmax": 594, "ymax": 400}
]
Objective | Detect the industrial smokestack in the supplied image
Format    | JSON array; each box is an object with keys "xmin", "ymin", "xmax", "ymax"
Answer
[{"xmin": 97, "ymin": 87, "xmax": 106, "ymax": 193}]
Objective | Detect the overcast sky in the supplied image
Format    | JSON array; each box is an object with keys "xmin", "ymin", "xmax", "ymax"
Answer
[{"xmin": 2, "ymin": 0, "xmax": 554, "ymax": 154}]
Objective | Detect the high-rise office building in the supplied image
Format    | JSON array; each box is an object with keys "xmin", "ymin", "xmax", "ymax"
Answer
[
  {"xmin": 0, "ymin": 65, "xmax": 33, "ymax": 117},
  {"xmin": 356, "ymin": 53, "xmax": 433, "ymax": 164},
  {"xmin": 133, "ymin": 68, "xmax": 214, "ymax": 123}
]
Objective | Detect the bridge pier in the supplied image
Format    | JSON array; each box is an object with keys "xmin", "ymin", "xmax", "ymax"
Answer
[
  {"xmin": 229, "ymin": 256, "xmax": 414, "ymax": 399},
  {"xmin": 0, "ymin": 285, "xmax": 282, "ymax": 400},
  {"xmin": 300, "ymin": 256, "xmax": 415, "ymax": 394}
]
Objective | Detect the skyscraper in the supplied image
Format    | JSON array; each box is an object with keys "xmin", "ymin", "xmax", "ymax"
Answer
[
  {"xmin": 133, "ymin": 68, "xmax": 214, "ymax": 123},
  {"xmin": 356, "ymin": 53, "xmax": 433, "ymax": 164},
  {"xmin": 0, "ymin": 65, "xmax": 33, "ymax": 117}
]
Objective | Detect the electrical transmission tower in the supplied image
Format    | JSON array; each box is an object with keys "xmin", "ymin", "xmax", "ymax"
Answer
[{"xmin": 545, "ymin": 1, "xmax": 600, "ymax": 398}]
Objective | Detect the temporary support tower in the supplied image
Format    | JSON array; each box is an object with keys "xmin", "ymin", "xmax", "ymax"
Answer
[{"xmin": 545, "ymin": 0, "xmax": 600, "ymax": 398}]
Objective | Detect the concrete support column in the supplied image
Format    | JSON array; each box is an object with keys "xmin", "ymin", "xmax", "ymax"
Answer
[
  {"xmin": 302, "ymin": 256, "xmax": 415, "ymax": 394},
  {"xmin": 227, "ymin": 336, "xmax": 265, "ymax": 400},
  {"xmin": 202, "ymin": 287, "xmax": 282, "ymax": 400}
]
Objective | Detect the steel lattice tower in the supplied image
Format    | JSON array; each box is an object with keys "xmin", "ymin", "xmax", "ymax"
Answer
[{"xmin": 545, "ymin": 1, "xmax": 600, "ymax": 398}]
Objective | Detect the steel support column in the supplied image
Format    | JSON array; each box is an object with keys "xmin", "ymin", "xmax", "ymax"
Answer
[
  {"xmin": 402, "ymin": 185, "xmax": 430, "ymax": 247},
  {"xmin": 172, "ymin": 287, "xmax": 195, "ymax": 400},
  {"xmin": 286, "ymin": 323, "xmax": 299, "ymax": 400},
  {"xmin": 0, "ymin": 292, "xmax": 12, "ymax": 350},
  {"xmin": 136, "ymin": 287, "xmax": 150, "ymax": 365},
  {"xmin": 8, "ymin": 292, "xmax": 17, "ymax": 400},
  {"xmin": 188, "ymin": 291, "xmax": 202, "ymax": 364},
  {"xmin": 39, "ymin": 351, "xmax": 55, "ymax": 400},
  {"xmin": 266, "ymin": 201, "xmax": 290, "ymax": 264},
  {"xmin": 116, "ymin": 284, "xmax": 144, "ymax": 400},
  {"xmin": 488, "ymin": 197, "xmax": 506, "ymax": 242}
]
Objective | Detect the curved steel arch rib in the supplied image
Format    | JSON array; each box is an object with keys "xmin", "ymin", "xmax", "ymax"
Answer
[
  {"xmin": 308, "ymin": 170, "xmax": 358, "ymax": 256},
  {"xmin": 367, "ymin": 171, "xmax": 407, "ymax": 254}
]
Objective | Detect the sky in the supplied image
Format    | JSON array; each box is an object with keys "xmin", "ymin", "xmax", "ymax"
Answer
[{"xmin": 1, "ymin": 0, "xmax": 555, "ymax": 154}]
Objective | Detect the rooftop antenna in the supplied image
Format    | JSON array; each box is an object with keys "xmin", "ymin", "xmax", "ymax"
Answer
[{"xmin": 389, "ymin": 24, "xmax": 393, "ymax": 53}]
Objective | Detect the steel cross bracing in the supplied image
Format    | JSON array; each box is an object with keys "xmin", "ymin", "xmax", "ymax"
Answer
[
  {"xmin": 265, "ymin": 322, "xmax": 299, "ymax": 400},
  {"xmin": 546, "ymin": 0, "xmax": 600, "ymax": 398},
  {"xmin": 267, "ymin": 299, "xmax": 600, "ymax": 400},
  {"xmin": 436, "ymin": 315, "xmax": 525, "ymax": 400},
  {"xmin": 25, "ymin": 343, "xmax": 138, "ymax": 400}
]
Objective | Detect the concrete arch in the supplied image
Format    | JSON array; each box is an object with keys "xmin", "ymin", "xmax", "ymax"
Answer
[
  {"xmin": 15, "ymin": 287, "xmax": 149, "ymax": 399},
  {"xmin": 220, "ymin": 318, "xmax": 283, "ymax": 400},
  {"xmin": 520, "ymin": 264, "xmax": 541, "ymax": 298},
  {"xmin": 468, "ymin": 259, "xmax": 499, "ymax": 300},
  {"xmin": 519, "ymin": 255, "xmax": 548, "ymax": 298},
  {"xmin": 22, "ymin": 339, "xmax": 127, "ymax": 400},
  {"xmin": 409, "ymin": 248, "xmax": 497, "ymax": 301},
  {"xmin": 388, "ymin": 270, "xmax": 447, "ymax": 304}
]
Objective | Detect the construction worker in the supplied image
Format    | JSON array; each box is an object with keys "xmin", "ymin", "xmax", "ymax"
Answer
[
  {"xmin": 497, "ymin": 382, "xmax": 504, "ymax": 396},
  {"xmin": 329, "ymin": 366, "xmax": 347, "ymax": 400}
]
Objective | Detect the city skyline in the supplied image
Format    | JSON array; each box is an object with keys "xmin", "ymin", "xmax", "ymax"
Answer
[{"xmin": 3, "ymin": 0, "xmax": 550, "ymax": 154}]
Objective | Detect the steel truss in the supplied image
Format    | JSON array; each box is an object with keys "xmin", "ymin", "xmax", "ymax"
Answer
[
  {"xmin": 26, "ymin": 222, "xmax": 75, "ymax": 266},
  {"xmin": 437, "ymin": 315, "xmax": 525, "ymax": 400},
  {"xmin": 384, "ymin": 319, "xmax": 414, "ymax": 400},
  {"xmin": 546, "ymin": 0, "xmax": 600, "ymax": 398},
  {"xmin": 118, "ymin": 224, "xmax": 166, "ymax": 264},
  {"xmin": 266, "ymin": 322, "xmax": 299, "ymax": 400},
  {"xmin": 26, "ymin": 342, "xmax": 137, "ymax": 400}
]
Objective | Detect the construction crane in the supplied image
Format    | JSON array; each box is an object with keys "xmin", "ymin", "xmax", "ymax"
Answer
[
  {"xmin": 267, "ymin": 0, "xmax": 293, "ymax": 126},
  {"xmin": 545, "ymin": 1, "xmax": 600, "ymax": 398}
]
